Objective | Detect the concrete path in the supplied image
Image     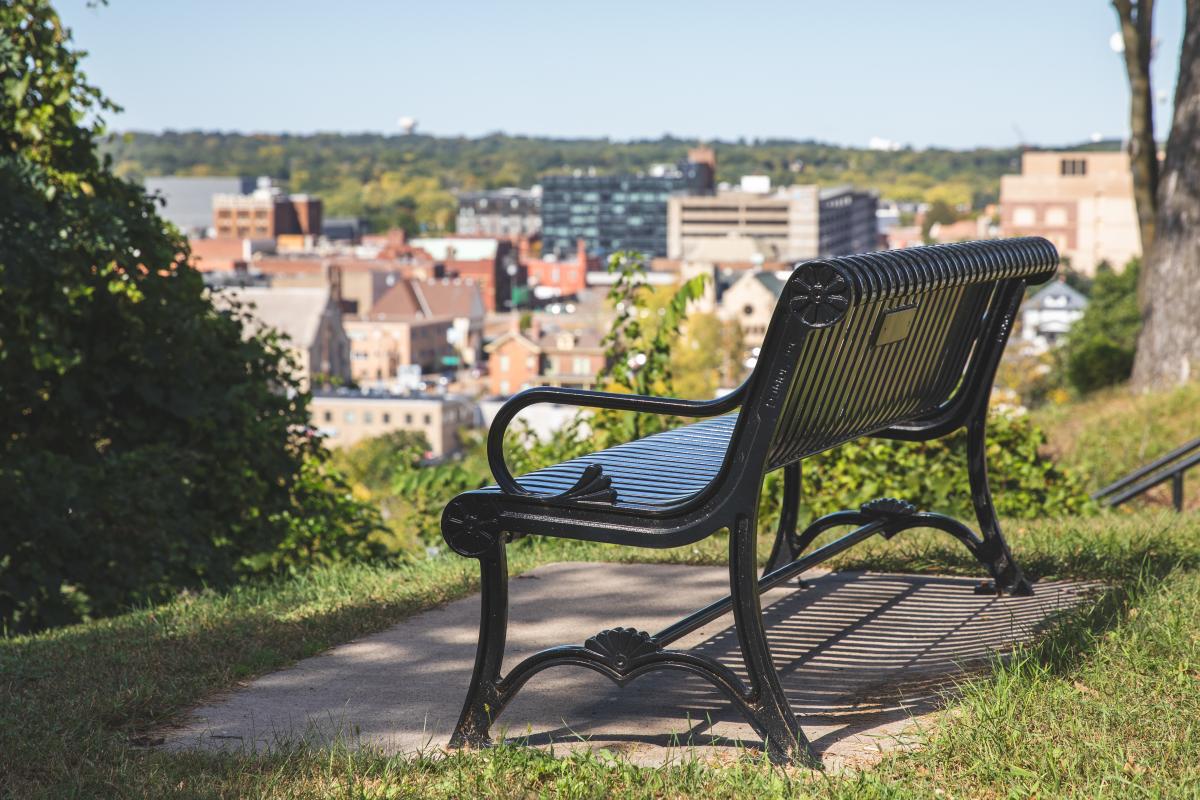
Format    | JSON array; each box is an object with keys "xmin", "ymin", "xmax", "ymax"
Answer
[{"xmin": 163, "ymin": 563, "xmax": 1097, "ymax": 768}]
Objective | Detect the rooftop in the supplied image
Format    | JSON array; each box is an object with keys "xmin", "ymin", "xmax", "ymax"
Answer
[{"xmin": 214, "ymin": 286, "xmax": 333, "ymax": 346}]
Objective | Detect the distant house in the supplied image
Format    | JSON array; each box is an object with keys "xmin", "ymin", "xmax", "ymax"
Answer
[
  {"xmin": 485, "ymin": 323, "xmax": 606, "ymax": 396},
  {"xmin": 1021, "ymin": 280, "xmax": 1088, "ymax": 351},
  {"xmin": 342, "ymin": 277, "xmax": 485, "ymax": 385},
  {"xmin": 416, "ymin": 278, "xmax": 486, "ymax": 367},
  {"xmin": 718, "ymin": 270, "xmax": 790, "ymax": 350},
  {"xmin": 214, "ymin": 286, "xmax": 351, "ymax": 388}
]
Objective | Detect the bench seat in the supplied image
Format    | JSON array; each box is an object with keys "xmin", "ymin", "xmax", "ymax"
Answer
[{"xmin": 484, "ymin": 414, "xmax": 738, "ymax": 509}]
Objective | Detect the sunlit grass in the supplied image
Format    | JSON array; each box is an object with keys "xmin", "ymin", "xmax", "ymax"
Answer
[{"xmin": 3, "ymin": 512, "xmax": 1199, "ymax": 797}]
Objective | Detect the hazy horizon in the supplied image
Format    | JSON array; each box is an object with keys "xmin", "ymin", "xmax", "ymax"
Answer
[{"xmin": 107, "ymin": 128, "xmax": 1131, "ymax": 154}]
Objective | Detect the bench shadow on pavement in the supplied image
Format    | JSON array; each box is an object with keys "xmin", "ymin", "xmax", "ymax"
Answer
[{"xmin": 504, "ymin": 572, "xmax": 1100, "ymax": 759}]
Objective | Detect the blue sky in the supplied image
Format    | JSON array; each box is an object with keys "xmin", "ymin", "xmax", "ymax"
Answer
[{"xmin": 61, "ymin": 0, "xmax": 1185, "ymax": 149}]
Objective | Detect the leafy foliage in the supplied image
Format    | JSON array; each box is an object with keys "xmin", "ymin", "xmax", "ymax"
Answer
[
  {"xmin": 591, "ymin": 251, "xmax": 709, "ymax": 443},
  {"xmin": 1063, "ymin": 259, "xmax": 1142, "ymax": 394},
  {"xmin": 331, "ymin": 430, "xmax": 491, "ymax": 550},
  {"xmin": 759, "ymin": 410, "xmax": 1096, "ymax": 532},
  {"xmin": 0, "ymin": 2, "xmax": 379, "ymax": 632}
]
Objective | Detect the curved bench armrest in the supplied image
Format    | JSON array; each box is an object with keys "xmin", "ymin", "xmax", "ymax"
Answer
[{"xmin": 487, "ymin": 383, "xmax": 747, "ymax": 496}]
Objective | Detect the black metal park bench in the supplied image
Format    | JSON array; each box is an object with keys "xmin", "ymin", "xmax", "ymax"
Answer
[{"xmin": 441, "ymin": 237, "xmax": 1059, "ymax": 765}]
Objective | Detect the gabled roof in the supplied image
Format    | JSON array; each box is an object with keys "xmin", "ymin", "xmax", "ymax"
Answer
[
  {"xmin": 367, "ymin": 278, "xmax": 486, "ymax": 321},
  {"xmin": 1027, "ymin": 280, "xmax": 1088, "ymax": 311},
  {"xmin": 371, "ymin": 282, "xmax": 423, "ymax": 318},
  {"xmin": 413, "ymin": 279, "xmax": 485, "ymax": 319},
  {"xmin": 485, "ymin": 329, "xmax": 540, "ymax": 353},
  {"xmin": 752, "ymin": 271, "xmax": 788, "ymax": 297},
  {"xmin": 215, "ymin": 286, "xmax": 332, "ymax": 347}
]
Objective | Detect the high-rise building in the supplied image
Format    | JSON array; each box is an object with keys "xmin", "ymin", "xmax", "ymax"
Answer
[
  {"xmin": 668, "ymin": 185, "xmax": 878, "ymax": 262},
  {"xmin": 999, "ymin": 150, "xmax": 1141, "ymax": 274},
  {"xmin": 456, "ymin": 188, "xmax": 541, "ymax": 237},
  {"xmin": 539, "ymin": 148, "xmax": 716, "ymax": 259}
]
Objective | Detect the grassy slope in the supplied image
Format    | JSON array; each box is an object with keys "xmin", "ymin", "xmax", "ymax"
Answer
[
  {"xmin": 1033, "ymin": 381, "xmax": 1200, "ymax": 506},
  {"xmin": 3, "ymin": 513, "xmax": 1200, "ymax": 798}
]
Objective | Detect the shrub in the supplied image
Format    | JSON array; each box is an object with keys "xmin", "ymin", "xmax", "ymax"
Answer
[
  {"xmin": 0, "ymin": 2, "xmax": 378, "ymax": 632},
  {"xmin": 1063, "ymin": 259, "xmax": 1142, "ymax": 394},
  {"xmin": 759, "ymin": 409, "xmax": 1096, "ymax": 530}
]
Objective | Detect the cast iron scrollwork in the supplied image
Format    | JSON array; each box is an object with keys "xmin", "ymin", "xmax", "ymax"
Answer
[
  {"xmin": 583, "ymin": 627, "xmax": 662, "ymax": 674},
  {"xmin": 859, "ymin": 497, "xmax": 918, "ymax": 519},
  {"xmin": 554, "ymin": 463, "xmax": 618, "ymax": 504}
]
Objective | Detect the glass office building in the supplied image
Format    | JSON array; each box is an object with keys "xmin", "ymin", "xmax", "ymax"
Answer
[{"xmin": 540, "ymin": 159, "xmax": 715, "ymax": 260}]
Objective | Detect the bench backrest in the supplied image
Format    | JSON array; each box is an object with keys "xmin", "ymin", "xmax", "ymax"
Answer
[{"xmin": 746, "ymin": 238, "xmax": 1058, "ymax": 471}]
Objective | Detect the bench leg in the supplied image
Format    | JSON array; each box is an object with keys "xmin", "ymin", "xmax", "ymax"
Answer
[
  {"xmin": 731, "ymin": 514, "xmax": 819, "ymax": 766},
  {"xmin": 764, "ymin": 463, "xmax": 808, "ymax": 578},
  {"xmin": 448, "ymin": 540, "xmax": 509, "ymax": 749},
  {"xmin": 967, "ymin": 411, "xmax": 1033, "ymax": 596}
]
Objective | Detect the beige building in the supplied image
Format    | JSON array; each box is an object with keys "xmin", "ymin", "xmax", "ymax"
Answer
[
  {"xmin": 999, "ymin": 150, "xmax": 1141, "ymax": 274},
  {"xmin": 344, "ymin": 278, "xmax": 485, "ymax": 384},
  {"xmin": 213, "ymin": 286, "xmax": 350, "ymax": 388},
  {"xmin": 668, "ymin": 185, "xmax": 877, "ymax": 262},
  {"xmin": 310, "ymin": 393, "xmax": 477, "ymax": 455},
  {"xmin": 717, "ymin": 270, "xmax": 789, "ymax": 350}
]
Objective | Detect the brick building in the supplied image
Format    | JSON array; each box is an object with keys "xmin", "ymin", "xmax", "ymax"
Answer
[
  {"xmin": 213, "ymin": 178, "xmax": 323, "ymax": 242},
  {"xmin": 1000, "ymin": 150, "xmax": 1141, "ymax": 274},
  {"xmin": 409, "ymin": 236, "xmax": 521, "ymax": 312},
  {"xmin": 485, "ymin": 322, "xmax": 606, "ymax": 396},
  {"xmin": 522, "ymin": 238, "xmax": 593, "ymax": 299}
]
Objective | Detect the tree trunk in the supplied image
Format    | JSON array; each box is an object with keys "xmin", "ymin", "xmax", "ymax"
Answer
[
  {"xmin": 1131, "ymin": 0, "xmax": 1200, "ymax": 389},
  {"xmin": 1113, "ymin": 0, "xmax": 1160, "ymax": 253}
]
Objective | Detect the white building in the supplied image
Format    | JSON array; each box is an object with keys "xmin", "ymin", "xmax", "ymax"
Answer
[{"xmin": 1020, "ymin": 281, "xmax": 1088, "ymax": 351}]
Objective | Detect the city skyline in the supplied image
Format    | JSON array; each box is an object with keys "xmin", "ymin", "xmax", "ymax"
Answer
[{"xmin": 62, "ymin": 0, "xmax": 1185, "ymax": 150}]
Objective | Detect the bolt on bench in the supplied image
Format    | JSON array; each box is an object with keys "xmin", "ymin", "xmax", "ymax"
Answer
[{"xmin": 441, "ymin": 237, "xmax": 1059, "ymax": 765}]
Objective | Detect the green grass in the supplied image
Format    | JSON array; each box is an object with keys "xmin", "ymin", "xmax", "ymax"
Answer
[
  {"xmin": 3, "ymin": 513, "xmax": 1200, "ymax": 798},
  {"xmin": 1033, "ymin": 381, "xmax": 1200, "ymax": 504}
]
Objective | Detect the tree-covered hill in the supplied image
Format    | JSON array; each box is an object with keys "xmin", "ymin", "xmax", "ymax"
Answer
[{"xmin": 101, "ymin": 131, "xmax": 1026, "ymax": 234}]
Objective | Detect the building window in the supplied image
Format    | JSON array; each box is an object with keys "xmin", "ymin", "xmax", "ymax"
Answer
[
  {"xmin": 383, "ymin": 413, "xmax": 391, "ymax": 424},
  {"xmin": 499, "ymin": 355, "xmax": 510, "ymax": 372},
  {"xmin": 363, "ymin": 411, "xmax": 374, "ymax": 424},
  {"xmin": 405, "ymin": 414, "xmax": 413, "ymax": 424},
  {"xmin": 344, "ymin": 411, "xmax": 356, "ymax": 423},
  {"xmin": 1045, "ymin": 206, "xmax": 1069, "ymax": 226},
  {"xmin": 424, "ymin": 414, "xmax": 432, "ymax": 425},
  {"xmin": 1012, "ymin": 206, "xmax": 1036, "ymax": 226},
  {"xmin": 323, "ymin": 411, "xmax": 332, "ymax": 422},
  {"xmin": 743, "ymin": 304, "xmax": 754, "ymax": 317},
  {"xmin": 1060, "ymin": 158, "xmax": 1088, "ymax": 176}
]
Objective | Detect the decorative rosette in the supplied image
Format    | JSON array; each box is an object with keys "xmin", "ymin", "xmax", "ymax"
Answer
[
  {"xmin": 788, "ymin": 262, "xmax": 850, "ymax": 328},
  {"xmin": 441, "ymin": 497, "xmax": 502, "ymax": 557}
]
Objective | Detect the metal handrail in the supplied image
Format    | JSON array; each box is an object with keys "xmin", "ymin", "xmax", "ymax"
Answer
[{"xmin": 1092, "ymin": 436, "xmax": 1200, "ymax": 511}]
